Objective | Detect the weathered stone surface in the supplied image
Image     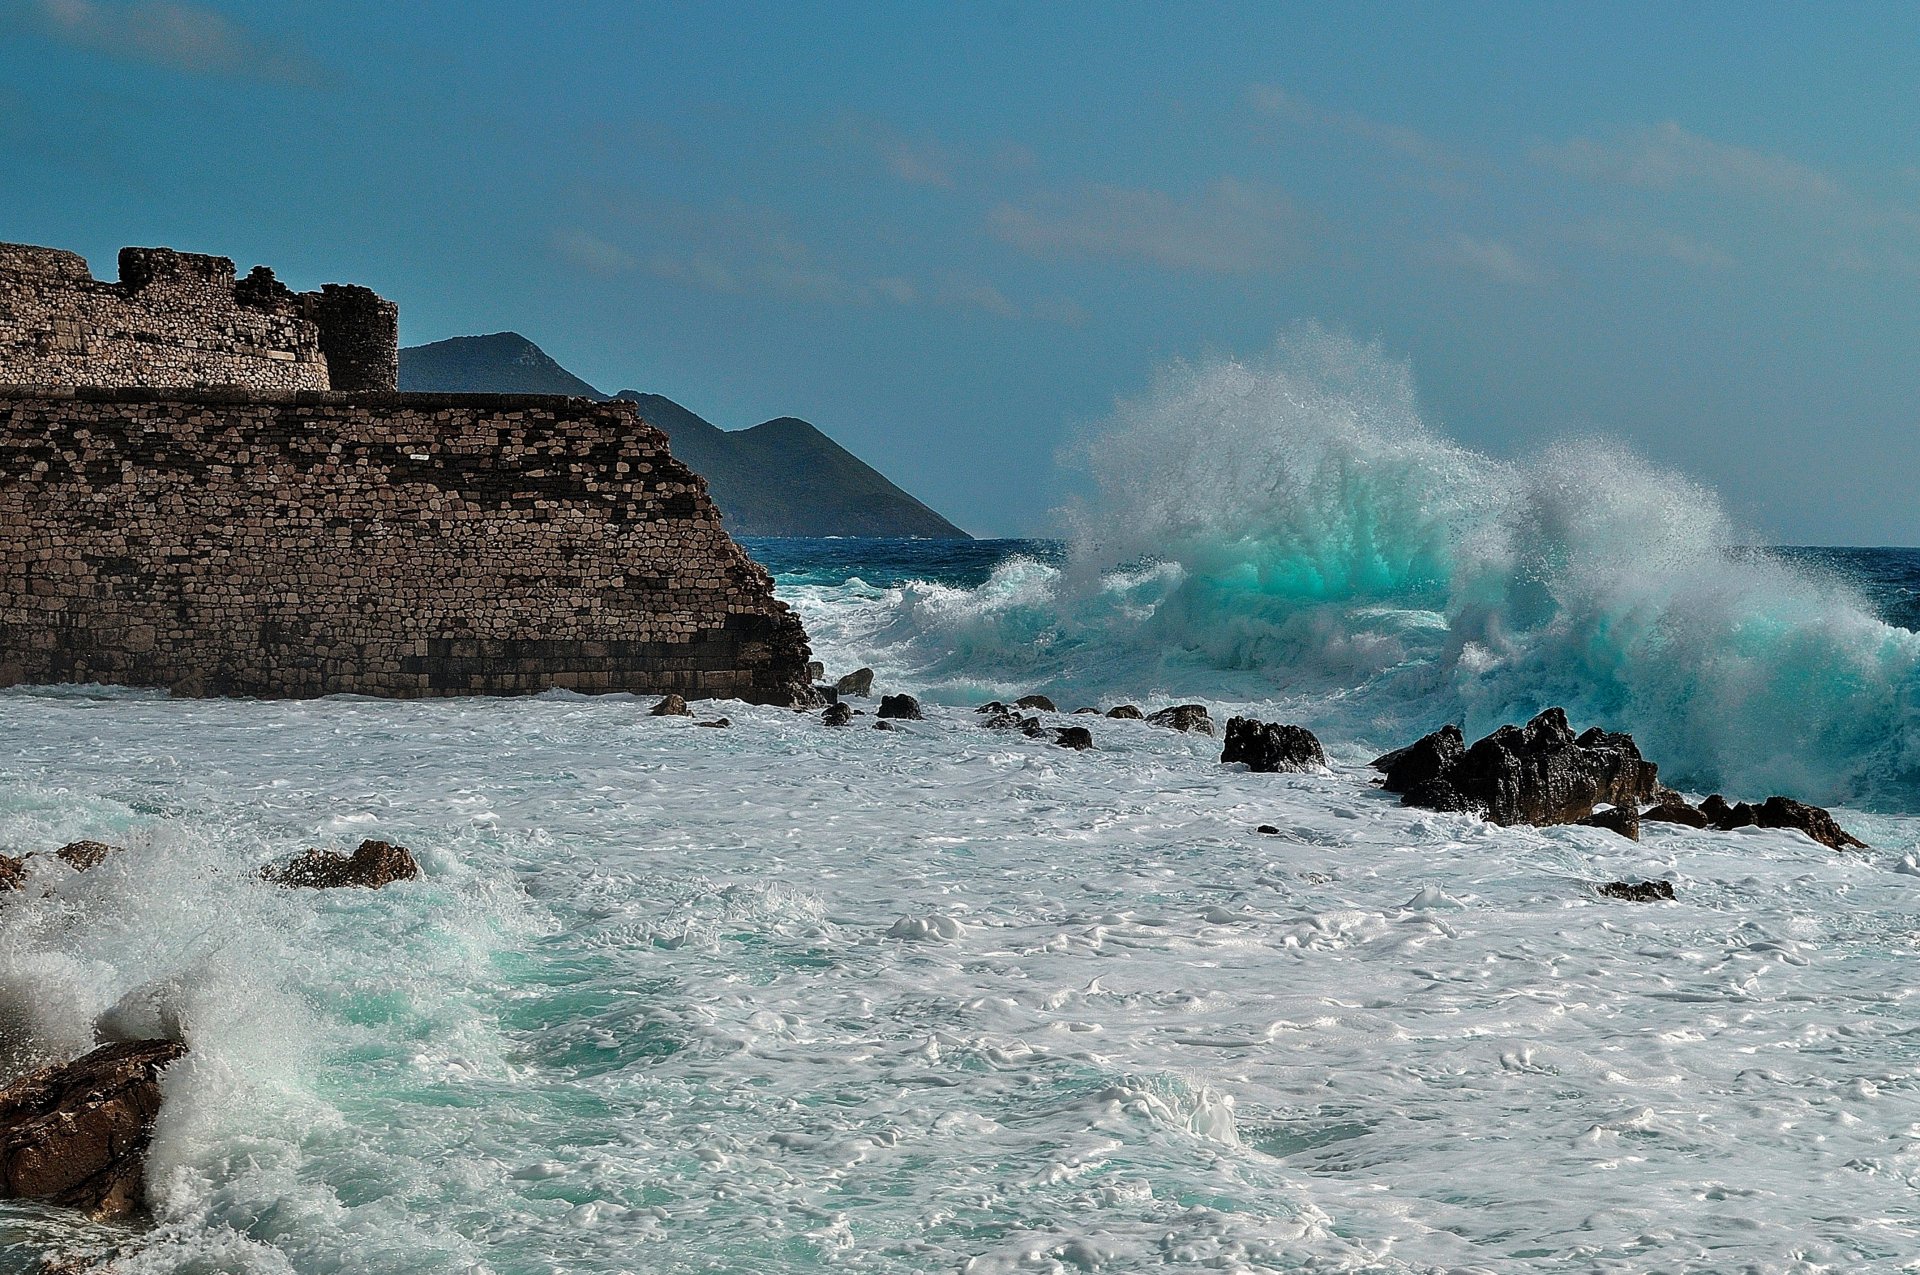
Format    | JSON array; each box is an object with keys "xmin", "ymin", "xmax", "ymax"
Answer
[
  {"xmin": 1147, "ymin": 704, "xmax": 1214, "ymax": 736},
  {"xmin": 975, "ymin": 701, "xmax": 1005, "ymax": 714},
  {"xmin": 1052, "ymin": 726, "xmax": 1094, "ymax": 751},
  {"xmin": 0, "ymin": 390, "xmax": 816, "ymax": 705},
  {"xmin": 650, "ymin": 695, "xmax": 692, "ymax": 717},
  {"xmin": 0, "ymin": 1038, "xmax": 187, "ymax": 1220},
  {"xmin": 822, "ymin": 702, "xmax": 853, "ymax": 727},
  {"xmin": 834, "ymin": 667, "xmax": 874, "ymax": 697},
  {"xmin": 1642, "ymin": 798, "xmax": 1710, "ymax": 829},
  {"xmin": 1598, "ymin": 880, "xmax": 1675, "ymax": 902},
  {"xmin": 1725, "ymin": 796, "xmax": 1865, "ymax": 851},
  {"xmin": 980, "ymin": 710, "xmax": 1020, "ymax": 731},
  {"xmin": 1105, "ymin": 705, "xmax": 1144, "ymax": 720},
  {"xmin": 266, "ymin": 839, "xmax": 420, "ymax": 889},
  {"xmin": 1699, "ymin": 794, "xmax": 1735, "ymax": 825},
  {"xmin": 0, "ymin": 853, "xmax": 24, "ymax": 892},
  {"xmin": 1579, "ymin": 805, "xmax": 1640, "ymax": 840},
  {"xmin": 1380, "ymin": 710, "xmax": 1659, "ymax": 828},
  {"xmin": 53, "ymin": 841, "xmax": 120, "ymax": 871},
  {"xmin": 877, "ymin": 694, "xmax": 923, "ymax": 721},
  {"xmin": 1221, "ymin": 717, "xmax": 1326, "ymax": 774},
  {"xmin": 1015, "ymin": 694, "xmax": 1056, "ymax": 712}
]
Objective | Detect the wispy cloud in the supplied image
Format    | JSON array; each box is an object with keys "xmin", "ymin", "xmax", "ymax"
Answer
[
  {"xmin": 1562, "ymin": 218, "xmax": 1733, "ymax": 270},
  {"xmin": 877, "ymin": 135, "xmax": 956, "ymax": 189},
  {"xmin": 1535, "ymin": 122, "xmax": 1841, "ymax": 206},
  {"xmin": 549, "ymin": 228, "xmax": 637, "ymax": 276},
  {"xmin": 990, "ymin": 179, "xmax": 1300, "ymax": 274},
  {"xmin": 17, "ymin": 0, "xmax": 314, "ymax": 82},
  {"xmin": 1247, "ymin": 84, "xmax": 1462, "ymax": 170},
  {"xmin": 1438, "ymin": 234, "xmax": 1555, "ymax": 286}
]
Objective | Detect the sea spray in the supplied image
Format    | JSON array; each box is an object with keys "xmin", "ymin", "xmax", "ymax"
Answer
[{"xmin": 795, "ymin": 325, "xmax": 1920, "ymax": 804}]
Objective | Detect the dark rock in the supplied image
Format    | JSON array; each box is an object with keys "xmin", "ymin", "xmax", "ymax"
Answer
[
  {"xmin": 1015, "ymin": 694, "xmax": 1056, "ymax": 712},
  {"xmin": 1073, "ymin": 707, "xmax": 1100, "ymax": 715},
  {"xmin": 1221, "ymin": 717, "xmax": 1326, "ymax": 774},
  {"xmin": 1105, "ymin": 705, "xmax": 1144, "ymax": 720},
  {"xmin": 877, "ymin": 694, "xmax": 924, "ymax": 721},
  {"xmin": 1053, "ymin": 726, "xmax": 1094, "ymax": 751},
  {"xmin": 0, "ymin": 1039, "xmax": 187, "ymax": 1220},
  {"xmin": 822, "ymin": 702, "xmax": 853, "ymax": 727},
  {"xmin": 1598, "ymin": 880, "xmax": 1675, "ymax": 903},
  {"xmin": 53, "ymin": 842, "xmax": 122, "ymax": 871},
  {"xmin": 1020, "ymin": 716, "xmax": 1047, "ymax": 738},
  {"xmin": 1642, "ymin": 798, "xmax": 1710, "ymax": 829},
  {"xmin": 835, "ymin": 667, "xmax": 875, "ymax": 697},
  {"xmin": 1747, "ymin": 795, "xmax": 1866, "ymax": 851},
  {"xmin": 1147, "ymin": 704, "xmax": 1214, "ymax": 735},
  {"xmin": 696, "ymin": 718, "xmax": 730, "ymax": 728},
  {"xmin": 1255, "ymin": 825, "xmax": 1281, "ymax": 835},
  {"xmin": 266, "ymin": 839, "xmax": 420, "ymax": 889},
  {"xmin": 1579, "ymin": 805, "xmax": 1640, "ymax": 840},
  {"xmin": 650, "ymin": 694, "xmax": 692, "ymax": 717},
  {"xmin": 815, "ymin": 684, "xmax": 839, "ymax": 705},
  {"xmin": 872, "ymin": 720, "xmax": 894, "ymax": 731},
  {"xmin": 976, "ymin": 701, "xmax": 1006, "ymax": 714},
  {"xmin": 0, "ymin": 854, "xmax": 24, "ymax": 892},
  {"xmin": 1699, "ymin": 794, "xmax": 1735, "ymax": 825},
  {"xmin": 806, "ymin": 661, "xmax": 825, "ymax": 684},
  {"xmin": 1384, "ymin": 710, "xmax": 1658, "ymax": 828},
  {"xmin": 981, "ymin": 710, "xmax": 1021, "ymax": 731}
]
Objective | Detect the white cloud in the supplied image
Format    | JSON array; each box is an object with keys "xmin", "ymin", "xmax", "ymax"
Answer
[
  {"xmin": 938, "ymin": 278, "xmax": 1019, "ymax": 319},
  {"xmin": 1440, "ymin": 234, "xmax": 1555, "ymax": 286},
  {"xmin": 1535, "ymin": 122, "xmax": 1841, "ymax": 205},
  {"xmin": 990, "ymin": 179, "xmax": 1300, "ymax": 274},
  {"xmin": 1562, "ymin": 218, "xmax": 1733, "ymax": 270},
  {"xmin": 877, "ymin": 136, "xmax": 955, "ymax": 189},
  {"xmin": 23, "ymin": 0, "xmax": 312, "ymax": 81},
  {"xmin": 1247, "ymin": 84, "xmax": 1462, "ymax": 170},
  {"xmin": 550, "ymin": 228, "xmax": 637, "ymax": 276}
]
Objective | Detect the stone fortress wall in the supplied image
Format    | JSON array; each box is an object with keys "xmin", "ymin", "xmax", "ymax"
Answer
[{"xmin": 0, "ymin": 242, "xmax": 814, "ymax": 704}]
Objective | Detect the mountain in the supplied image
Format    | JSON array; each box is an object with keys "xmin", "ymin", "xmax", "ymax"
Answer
[
  {"xmin": 397, "ymin": 332, "xmax": 605, "ymax": 397},
  {"xmin": 397, "ymin": 334, "xmax": 969, "ymax": 539}
]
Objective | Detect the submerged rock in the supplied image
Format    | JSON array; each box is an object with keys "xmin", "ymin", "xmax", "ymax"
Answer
[
  {"xmin": 872, "ymin": 720, "xmax": 894, "ymax": 732},
  {"xmin": 53, "ymin": 842, "xmax": 121, "ymax": 872},
  {"xmin": 835, "ymin": 667, "xmax": 874, "ymax": 697},
  {"xmin": 1052, "ymin": 726, "xmax": 1095, "ymax": 751},
  {"xmin": 649, "ymin": 694, "xmax": 692, "ymax": 717},
  {"xmin": 1255, "ymin": 824, "xmax": 1281, "ymax": 835},
  {"xmin": 877, "ymin": 694, "xmax": 924, "ymax": 721},
  {"xmin": 822, "ymin": 702, "xmax": 853, "ymax": 727},
  {"xmin": 1598, "ymin": 880, "xmax": 1675, "ymax": 903},
  {"xmin": 266, "ymin": 839, "xmax": 420, "ymax": 889},
  {"xmin": 1015, "ymin": 694, "xmax": 1056, "ymax": 712},
  {"xmin": 1104, "ymin": 705, "xmax": 1144, "ymax": 721},
  {"xmin": 1147, "ymin": 704, "xmax": 1214, "ymax": 736},
  {"xmin": 1221, "ymin": 717, "xmax": 1326, "ymax": 774},
  {"xmin": 1378, "ymin": 709, "xmax": 1659, "ymax": 828},
  {"xmin": 0, "ymin": 1039, "xmax": 187, "ymax": 1220},
  {"xmin": 696, "ymin": 717, "xmax": 731, "ymax": 729},
  {"xmin": 1579, "ymin": 805, "xmax": 1640, "ymax": 841}
]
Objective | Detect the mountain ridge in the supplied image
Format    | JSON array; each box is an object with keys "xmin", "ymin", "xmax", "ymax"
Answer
[{"xmin": 398, "ymin": 333, "xmax": 969, "ymax": 539}]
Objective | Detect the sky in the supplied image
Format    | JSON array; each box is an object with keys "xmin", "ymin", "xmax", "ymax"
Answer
[{"xmin": 3, "ymin": 1, "xmax": 1918, "ymax": 542}]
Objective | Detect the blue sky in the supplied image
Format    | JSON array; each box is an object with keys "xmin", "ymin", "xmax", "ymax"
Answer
[{"xmin": 3, "ymin": 0, "xmax": 1918, "ymax": 541}]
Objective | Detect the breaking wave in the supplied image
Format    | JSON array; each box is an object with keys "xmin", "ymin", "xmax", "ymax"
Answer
[{"xmin": 793, "ymin": 325, "xmax": 1920, "ymax": 806}]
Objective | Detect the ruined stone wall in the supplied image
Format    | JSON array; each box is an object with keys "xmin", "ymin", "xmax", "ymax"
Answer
[
  {"xmin": 0, "ymin": 389, "xmax": 814, "ymax": 703},
  {"xmin": 0, "ymin": 243, "xmax": 399, "ymax": 393}
]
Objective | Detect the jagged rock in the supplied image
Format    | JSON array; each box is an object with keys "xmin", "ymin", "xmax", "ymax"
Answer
[
  {"xmin": 1598, "ymin": 880, "xmax": 1675, "ymax": 902},
  {"xmin": 1699, "ymin": 794, "xmax": 1735, "ymax": 825},
  {"xmin": 1105, "ymin": 705, "xmax": 1144, "ymax": 720},
  {"xmin": 1734, "ymin": 796, "xmax": 1865, "ymax": 851},
  {"xmin": 1579, "ymin": 805, "xmax": 1640, "ymax": 840},
  {"xmin": 1380, "ymin": 710, "xmax": 1658, "ymax": 828},
  {"xmin": 0, "ymin": 854, "xmax": 24, "ymax": 892},
  {"xmin": 872, "ymin": 720, "xmax": 894, "ymax": 731},
  {"xmin": 877, "ymin": 694, "xmax": 923, "ymax": 721},
  {"xmin": 835, "ymin": 667, "xmax": 875, "ymax": 697},
  {"xmin": 265, "ymin": 839, "xmax": 420, "ymax": 889},
  {"xmin": 1221, "ymin": 717, "xmax": 1326, "ymax": 774},
  {"xmin": 822, "ymin": 702, "xmax": 853, "ymax": 727},
  {"xmin": 1642, "ymin": 798, "xmax": 1710, "ymax": 829},
  {"xmin": 54, "ymin": 842, "xmax": 121, "ymax": 871},
  {"xmin": 1148, "ymin": 704, "xmax": 1214, "ymax": 735},
  {"xmin": 696, "ymin": 718, "xmax": 730, "ymax": 728},
  {"xmin": 650, "ymin": 694, "xmax": 692, "ymax": 717},
  {"xmin": 1052, "ymin": 726, "xmax": 1094, "ymax": 751},
  {"xmin": 1015, "ymin": 694, "xmax": 1056, "ymax": 712},
  {"xmin": 0, "ymin": 1039, "xmax": 187, "ymax": 1220}
]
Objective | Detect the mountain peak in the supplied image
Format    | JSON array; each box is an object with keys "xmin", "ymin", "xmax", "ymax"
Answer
[{"xmin": 399, "ymin": 333, "xmax": 605, "ymax": 398}]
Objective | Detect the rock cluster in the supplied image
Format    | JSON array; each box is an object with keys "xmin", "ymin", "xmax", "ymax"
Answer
[
  {"xmin": 264, "ymin": 839, "xmax": 421, "ymax": 889},
  {"xmin": 1598, "ymin": 880, "xmax": 1675, "ymax": 903},
  {"xmin": 0, "ymin": 1039, "xmax": 187, "ymax": 1220},
  {"xmin": 1221, "ymin": 717, "xmax": 1326, "ymax": 774},
  {"xmin": 1374, "ymin": 709, "xmax": 1658, "ymax": 827}
]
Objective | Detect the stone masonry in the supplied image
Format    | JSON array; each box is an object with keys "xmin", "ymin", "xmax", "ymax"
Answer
[
  {"xmin": 0, "ymin": 241, "xmax": 815, "ymax": 704},
  {"xmin": 0, "ymin": 242, "xmax": 396, "ymax": 393}
]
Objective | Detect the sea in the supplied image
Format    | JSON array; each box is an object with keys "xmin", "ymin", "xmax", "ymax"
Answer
[{"xmin": 6, "ymin": 329, "xmax": 1920, "ymax": 1273}]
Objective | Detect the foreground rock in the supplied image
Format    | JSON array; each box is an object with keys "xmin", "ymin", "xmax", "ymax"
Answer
[
  {"xmin": 650, "ymin": 694, "xmax": 692, "ymax": 717},
  {"xmin": 877, "ymin": 694, "xmax": 923, "ymax": 721},
  {"xmin": 265, "ymin": 839, "xmax": 420, "ymax": 889},
  {"xmin": 1578, "ymin": 805, "xmax": 1640, "ymax": 841},
  {"xmin": 822, "ymin": 702, "xmax": 853, "ymax": 727},
  {"xmin": 1598, "ymin": 880, "xmax": 1675, "ymax": 903},
  {"xmin": 1052, "ymin": 726, "xmax": 1094, "ymax": 751},
  {"xmin": 1375, "ymin": 708, "xmax": 1659, "ymax": 828},
  {"xmin": 834, "ymin": 667, "xmax": 874, "ymax": 697},
  {"xmin": 0, "ymin": 1039, "xmax": 187, "ymax": 1220},
  {"xmin": 1148, "ymin": 704, "xmax": 1214, "ymax": 736},
  {"xmin": 1221, "ymin": 717, "xmax": 1325, "ymax": 774}
]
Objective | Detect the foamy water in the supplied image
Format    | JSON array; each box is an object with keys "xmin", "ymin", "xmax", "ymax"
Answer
[{"xmin": 8, "ymin": 328, "xmax": 1920, "ymax": 1272}]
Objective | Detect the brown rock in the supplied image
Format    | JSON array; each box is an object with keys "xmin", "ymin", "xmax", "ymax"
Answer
[
  {"xmin": 1015, "ymin": 694, "xmax": 1056, "ymax": 712},
  {"xmin": 1104, "ymin": 705, "xmax": 1144, "ymax": 720},
  {"xmin": 1642, "ymin": 798, "xmax": 1710, "ymax": 829},
  {"xmin": 0, "ymin": 1039, "xmax": 187, "ymax": 1220},
  {"xmin": 834, "ymin": 667, "xmax": 875, "ymax": 697},
  {"xmin": 0, "ymin": 854, "xmax": 24, "ymax": 892},
  {"xmin": 1147, "ymin": 704, "xmax": 1214, "ymax": 735},
  {"xmin": 1052, "ymin": 726, "xmax": 1095, "ymax": 751},
  {"xmin": 1380, "ymin": 710, "xmax": 1659, "ymax": 828},
  {"xmin": 650, "ymin": 694, "xmax": 692, "ymax": 717},
  {"xmin": 53, "ymin": 841, "xmax": 121, "ymax": 871},
  {"xmin": 266, "ymin": 839, "xmax": 420, "ymax": 889},
  {"xmin": 877, "ymin": 694, "xmax": 924, "ymax": 721},
  {"xmin": 1746, "ymin": 795, "xmax": 1866, "ymax": 851},
  {"xmin": 1579, "ymin": 805, "xmax": 1640, "ymax": 840},
  {"xmin": 695, "ymin": 717, "xmax": 731, "ymax": 728},
  {"xmin": 822, "ymin": 702, "xmax": 853, "ymax": 727}
]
